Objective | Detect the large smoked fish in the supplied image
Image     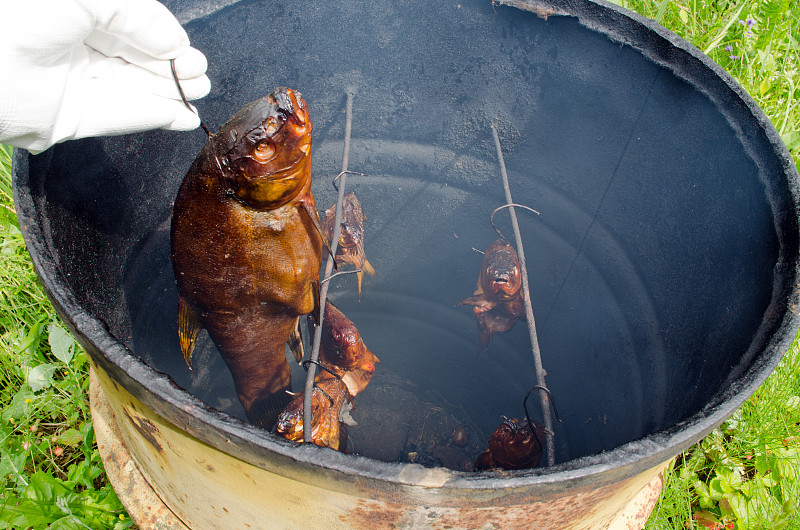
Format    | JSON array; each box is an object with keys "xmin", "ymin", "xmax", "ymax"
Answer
[{"xmin": 170, "ymin": 87, "xmax": 324, "ymax": 428}]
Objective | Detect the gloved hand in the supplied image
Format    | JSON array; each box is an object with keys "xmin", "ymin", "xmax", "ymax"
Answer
[{"xmin": 0, "ymin": 0, "xmax": 211, "ymax": 154}]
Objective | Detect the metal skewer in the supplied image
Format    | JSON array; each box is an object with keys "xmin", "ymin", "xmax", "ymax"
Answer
[
  {"xmin": 490, "ymin": 124, "xmax": 556, "ymax": 466},
  {"xmin": 302, "ymin": 91, "xmax": 356, "ymax": 442}
]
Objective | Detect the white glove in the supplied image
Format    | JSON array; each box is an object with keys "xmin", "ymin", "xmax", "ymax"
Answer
[{"xmin": 0, "ymin": 0, "xmax": 211, "ymax": 154}]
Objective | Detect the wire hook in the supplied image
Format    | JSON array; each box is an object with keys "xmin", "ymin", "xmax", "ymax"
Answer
[
  {"xmin": 490, "ymin": 203, "xmax": 540, "ymax": 241},
  {"xmin": 522, "ymin": 385, "xmax": 563, "ymax": 452},
  {"xmin": 170, "ymin": 59, "xmax": 212, "ymax": 138},
  {"xmin": 333, "ymin": 170, "xmax": 366, "ymax": 191}
]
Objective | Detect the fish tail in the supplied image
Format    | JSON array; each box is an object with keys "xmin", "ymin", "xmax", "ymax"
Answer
[
  {"xmin": 177, "ymin": 297, "xmax": 201, "ymax": 369},
  {"xmin": 287, "ymin": 317, "xmax": 304, "ymax": 364},
  {"xmin": 247, "ymin": 389, "xmax": 294, "ymax": 430},
  {"xmin": 357, "ymin": 258, "xmax": 375, "ymax": 301},
  {"xmin": 478, "ymin": 331, "xmax": 492, "ymax": 354}
]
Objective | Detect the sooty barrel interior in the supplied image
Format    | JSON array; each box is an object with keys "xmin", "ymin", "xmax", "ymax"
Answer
[{"xmin": 19, "ymin": 0, "xmax": 799, "ymax": 469}]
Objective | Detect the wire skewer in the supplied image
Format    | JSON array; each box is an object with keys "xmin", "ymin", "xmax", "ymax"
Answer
[
  {"xmin": 491, "ymin": 124, "xmax": 556, "ymax": 466},
  {"xmin": 302, "ymin": 91, "xmax": 356, "ymax": 442}
]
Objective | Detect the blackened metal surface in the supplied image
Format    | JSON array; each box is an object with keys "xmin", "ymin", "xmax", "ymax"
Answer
[{"xmin": 12, "ymin": 0, "xmax": 800, "ymax": 500}]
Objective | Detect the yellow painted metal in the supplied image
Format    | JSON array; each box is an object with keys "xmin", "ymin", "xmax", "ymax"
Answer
[{"xmin": 90, "ymin": 363, "xmax": 666, "ymax": 529}]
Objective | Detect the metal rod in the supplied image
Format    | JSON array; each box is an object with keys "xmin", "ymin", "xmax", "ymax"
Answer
[
  {"xmin": 302, "ymin": 91, "xmax": 355, "ymax": 442},
  {"xmin": 490, "ymin": 124, "xmax": 556, "ymax": 466}
]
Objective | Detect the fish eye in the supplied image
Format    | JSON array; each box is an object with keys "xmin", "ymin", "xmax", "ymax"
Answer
[
  {"xmin": 265, "ymin": 120, "xmax": 279, "ymax": 136},
  {"xmin": 252, "ymin": 141, "xmax": 276, "ymax": 162}
]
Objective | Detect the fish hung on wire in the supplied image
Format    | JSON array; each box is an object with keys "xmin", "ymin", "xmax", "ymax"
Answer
[
  {"xmin": 170, "ymin": 87, "xmax": 327, "ymax": 430},
  {"xmin": 277, "ymin": 300, "xmax": 379, "ymax": 451},
  {"xmin": 322, "ymin": 191, "xmax": 376, "ymax": 299},
  {"xmin": 459, "ymin": 238, "xmax": 525, "ymax": 351}
]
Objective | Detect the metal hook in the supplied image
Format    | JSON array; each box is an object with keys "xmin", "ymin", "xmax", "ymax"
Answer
[
  {"xmin": 283, "ymin": 382, "xmax": 334, "ymax": 407},
  {"xmin": 333, "ymin": 170, "xmax": 366, "ymax": 191},
  {"xmin": 170, "ymin": 59, "xmax": 212, "ymax": 138},
  {"xmin": 313, "ymin": 382, "xmax": 335, "ymax": 407},
  {"xmin": 522, "ymin": 385, "xmax": 563, "ymax": 454},
  {"xmin": 320, "ymin": 269, "xmax": 362, "ymax": 285},
  {"xmin": 523, "ymin": 385, "xmax": 563, "ymax": 425},
  {"xmin": 302, "ymin": 359, "xmax": 342, "ymax": 381},
  {"xmin": 169, "ymin": 59, "xmax": 229, "ymax": 184},
  {"xmin": 490, "ymin": 203, "xmax": 541, "ymax": 241}
]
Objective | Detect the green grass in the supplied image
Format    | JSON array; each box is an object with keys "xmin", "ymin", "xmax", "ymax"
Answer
[
  {"xmin": 647, "ymin": 342, "xmax": 800, "ymax": 529},
  {"xmin": 615, "ymin": 0, "xmax": 800, "ymax": 160},
  {"xmin": 612, "ymin": 0, "xmax": 800, "ymax": 528},
  {"xmin": 1, "ymin": 1, "xmax": 799, "ymax": 528},
  {"xmin": 0, "ymin": 145, "xmax": 133, "ymax": 528}
]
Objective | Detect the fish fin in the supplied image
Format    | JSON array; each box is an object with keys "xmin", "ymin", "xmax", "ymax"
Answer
[
  {"xmin": 287, "ymin": 317, "xmax": 304, "ymax": 364},
  {"xmin": 362, "ymin": 257, "xmax": 376, "ymax": 278},
  {"xmin": 459, "ymin": 294, "xmax": 491, "ymax": 309},
  {"xmin": 247, "ymin": 389, "xmax": 294, "ymax": 430},
  {"xmin": 177, "ymin": 297, "xmax": 201, "ymax": 369},
  {"xmin": 299, "ymin": 199, "xmax": 337, "ymax": 268},
  {"xmin": 478, "ymin": 331, "xmax": 492, "ymax": 354}
]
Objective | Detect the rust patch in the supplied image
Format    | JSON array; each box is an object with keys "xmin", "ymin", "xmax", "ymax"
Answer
[
  {"xmin": 340, "ymin": 499, "xmax": 406, "ymax": 529},
  {"xmin": 89, "ymin": 369, "xmax": 188, "ymax": 529},
  {"xmin": 432, "ymin": 476, "xmax": 630, "ymax": 529},
  {"xmin": 608, "ymin": 470, "xmax": 665, "ymax": 528},
  {"xmin": 123, "ymin": 409, "xmax": 164, "ymax": 452}
]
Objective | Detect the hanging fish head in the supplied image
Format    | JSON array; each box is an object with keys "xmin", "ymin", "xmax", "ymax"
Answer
[
  {"xmin": 213, "ymin": 87, "xmax": 313, "ymax": 209},
  {"xmin": 482, "ymin": 239, "xmax": 523, "ymax": 302},
  {"xmin": 487, "ymin": 417, "xmax": 543, "ymax": 470},
  {"xmin": 320, "ymin": 301, "xmax": 380, "ymax": 373}
]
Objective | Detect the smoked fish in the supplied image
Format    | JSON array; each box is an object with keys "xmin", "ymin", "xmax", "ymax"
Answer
[
  {"xmin": 475, "ymin": 417, "xmax": 545, "ymax": 471},
  {"xmin": 322, "ymin": 192, "xmax": 375, "ymax": 299},
  {"xmin": 460, "ymin": 239, "xmax": 525, "ymax": 351},
  {"xmin": 170, "ymin": 87, "xmax": 324, "ymax": 428}
]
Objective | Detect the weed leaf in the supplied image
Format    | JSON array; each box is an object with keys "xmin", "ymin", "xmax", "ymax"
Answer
[
  {"xmin": 0, "ymin": 451, "xmax": 27, "ymax": 482},
  {"xmin": 27, "ymin": 363, "xmax": 57, "ymax": 392},
  {"xmin": 17, "ymin": 320, "xmax": 44, "ymax": 358},
  {"xmin": 49, "ymin": 325, "xmax": 75, "ymax": 364}
]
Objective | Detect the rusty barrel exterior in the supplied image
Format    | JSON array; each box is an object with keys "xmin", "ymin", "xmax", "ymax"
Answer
[{"xmin": 89, "ymin": 360, "xmax": 666, "ymax": 529}]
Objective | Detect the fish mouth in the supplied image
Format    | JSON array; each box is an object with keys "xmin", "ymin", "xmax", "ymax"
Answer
[{"xmin": 489, "ymin": 270, "xmax": 513, "ymax": 284}]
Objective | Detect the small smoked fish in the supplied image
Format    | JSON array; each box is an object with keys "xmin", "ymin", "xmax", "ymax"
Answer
[
  {"xmin": 460, "ymin": 239, "xmax": 524, "ymax": 351},
  {"xmin": 474, "ymin": 417, "xmax": 545, "ymax": 471},
  {"xmin": 322, "ymin": 192, "xmax": 375, "ymax": 299},
  {"xmin": 170, "ymin": 87, "xmax": 325, "ymax": 428},
  {"xmin": 275, "ymin": 377, "xmax": 352, "ymax": 451},
  {"xmin": 312, "ymin": 300, "xmax": 380, "ymax": 396},
  {"xmin": 277, "ymin": 301, "xmax": 377, "ymax": 450}
]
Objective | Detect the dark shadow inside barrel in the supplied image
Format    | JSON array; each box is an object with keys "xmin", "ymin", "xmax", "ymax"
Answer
[{"xmin": 15, "ymin": 0, "xmax": 799, "ymax": 473}]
